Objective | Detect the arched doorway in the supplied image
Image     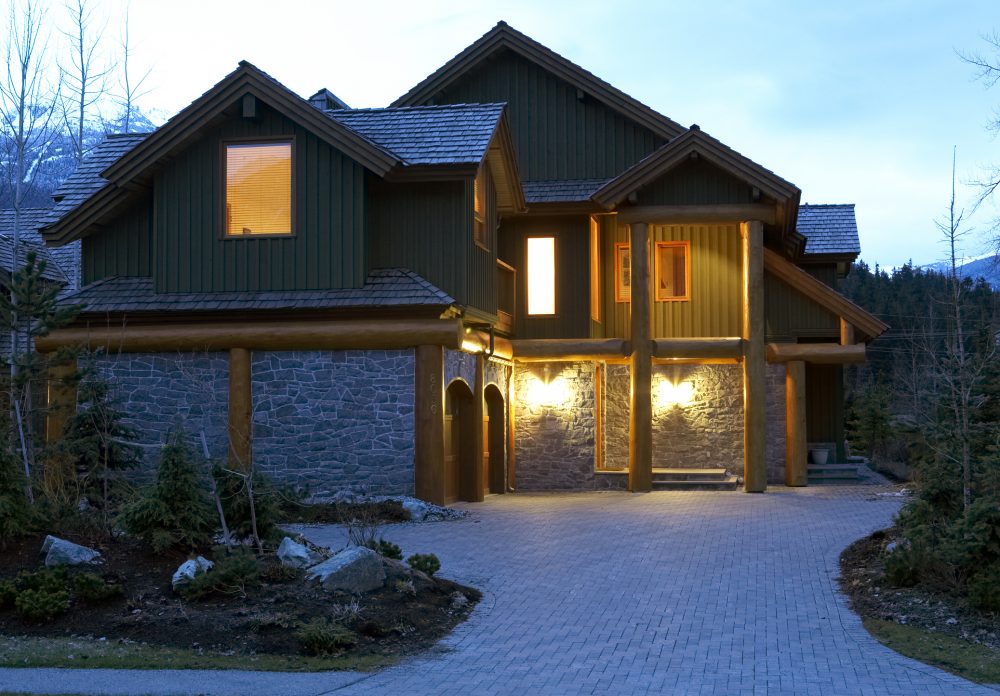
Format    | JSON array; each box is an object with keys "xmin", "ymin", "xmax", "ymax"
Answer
[
  {"xmin": 444, "ymin": 379, "xmax": 475, "ymax": 503},
  {"xmin": 484, "ymin": 384, "xmax": 505, "ymax": 495}
]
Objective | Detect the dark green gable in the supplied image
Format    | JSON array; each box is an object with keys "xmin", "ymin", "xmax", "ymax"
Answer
[{"xmin": 82, "ymin": 196, "xmax": 153, "ymax": 284}]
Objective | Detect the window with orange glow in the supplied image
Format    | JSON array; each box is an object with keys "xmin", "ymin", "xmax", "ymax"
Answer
[
  {"xmin": 590, "ymin": 217, "xmax": 601, "ymax": 322},
  {"xmin": 225, "ymin": 141, "xmax": 292, "ymax": 236},
  {"xmin": 655, "ymin": 241, "xmax": 690, "ymax": 301},
  {"xmin": 473, "ymin": 169, "xmax": 487, "ymax": 247},
  {"xmin": 526, "ymin": 236, "xmax": 555, "ymax": 316},
  {"xmin": 615, "ymin": 243, "xmax": 631, "ymax": 303}
]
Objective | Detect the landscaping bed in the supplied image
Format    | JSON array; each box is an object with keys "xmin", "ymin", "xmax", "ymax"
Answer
[
  {"xmin": 840, "ymin": 529, "xmax": 1000, "ymax": 683},
  {"xmin": 0, "ymin": 531, "xmax": 479, "ymax": 671}
]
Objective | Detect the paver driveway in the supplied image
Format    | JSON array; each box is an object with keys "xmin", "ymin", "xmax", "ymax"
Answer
[{"xmin": 3, "ymin": 483, "xmax": 998, "ymax": 695}]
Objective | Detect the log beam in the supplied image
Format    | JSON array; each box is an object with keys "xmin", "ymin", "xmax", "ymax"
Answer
[
  {"xmin": 227, "ymin": 348, "xmax": 252, "ymax": 471},
  {"xmin": 512, "ymin": 338, "xmax": 631, "ymax": 362},
  {"xmin": 742, "ymin": 220, "xmax": 767, "ymax": 493},
  {"xmin": 652, "ymin": 337, "xmax": 743, "ymax": 360},
  {"xmin": 414, "ymin": 345, "xmax": 445, "ymax": 505},
  {"xmin": 629, "ymin": 222, "xmax": 653, "ymax": 492},
  {"xmin": 785, "ymin": 360, "xmax": 807, "ymax": 487},
  {"xmin": 36, "ymin": 319, "xmax": 465, "ymax": 353},
  {"xmin": 766, "ymin": 342, "xmax": 865, "ymax": 364}
]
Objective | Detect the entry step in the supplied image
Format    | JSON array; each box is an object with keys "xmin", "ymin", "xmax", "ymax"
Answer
[
  {"xmin": 807, "ymin": 463, "xmax": 860, "ymax": 482},
  {"xmin": 652, "ymin": 468, "xmax": 738, "ymax": 491}
]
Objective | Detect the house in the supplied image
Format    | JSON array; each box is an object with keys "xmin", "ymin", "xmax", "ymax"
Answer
[{"xmin": 36, "ymin": 22, "xmax": 887, "ymax": 503}]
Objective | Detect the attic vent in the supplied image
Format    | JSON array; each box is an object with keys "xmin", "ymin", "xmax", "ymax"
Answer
[{"xmin": 308, "ymin": 88, "xmax": 350, "ymax": 111}]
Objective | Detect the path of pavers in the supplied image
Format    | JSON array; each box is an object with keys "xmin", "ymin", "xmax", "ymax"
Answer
[{"xmin": 2, "ymin": 483, "xmax": 998, "ymax": 695}]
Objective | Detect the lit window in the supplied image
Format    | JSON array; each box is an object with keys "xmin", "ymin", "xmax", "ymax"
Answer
[
  {"xmin": 655, "ymin": 241, "xmax": 690, "ymax": 301},
  {"xmin": 225, "ymin": 141, "xmax": 292, "ymax": 236},
  {"xmin": 473, "ymin": 169, "xmax": 487, "ymax": 248},
  {"xmin": 615, "ymin": 242, "xmax": 631, "ymax": 303},
  {"xmin": 526, "ymin": 236, "xmax": 555, "ymax": 316},
  {"xmin": 590, "ymin": 217, "xmax": 601, "ymax": 322}
]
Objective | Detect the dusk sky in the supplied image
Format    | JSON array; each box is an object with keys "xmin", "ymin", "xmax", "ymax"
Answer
[{"xmin": 60, "ymin": 0, "xmax": 1000, "ymax": 268}]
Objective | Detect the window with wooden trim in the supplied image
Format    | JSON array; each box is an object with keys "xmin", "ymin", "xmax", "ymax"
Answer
[
  {"xmin": 614, "ymin": 242, "xmax": 631, "ymax": 303},
  {"xmin": 224, "ymin": 141, "xmax": 292, "ymax": 237},
  {"xmin": 590, "ymin": 217, "xmax": 601, "ymax": 322},
  {"xmin": 526, "ymin": 236, "xmax": 555, "ymax": 316},
  {"xmin": 655, "ymin": 241, "xmax": 690, "ymax": 301},
  {"xmin": 473, "ymin": 169, "xmax": 487, "ymax": 248}
]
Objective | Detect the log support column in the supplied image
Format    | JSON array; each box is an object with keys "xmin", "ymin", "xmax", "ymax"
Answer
[
  {"xmin": 506, "ymin": 363, "xmax": 516, "ymax": 492},
  {"xmin": 45, "ymin": 357, "xmax": 77, "ymax": 444},
  {"xmin": 469, "ymin": 353, "xmax": 486, "ymax": 502},
  {"xmin": 414, "ymin": 345, "xmax": 445, "ymax": 505},
  {"xmin": 741, "ymin": 220, "xmax": 767, "ymax": 492},
  {"xmin": 785, "ymin": 360, "xmax": 807, "ymax": 487},
  {"xmin": 629, "ymin": 221, "xmax": 653, "ymax": 492},
  {"xmin": 228, "ymin": 348, "xmax": 252, "ymax": 471}
]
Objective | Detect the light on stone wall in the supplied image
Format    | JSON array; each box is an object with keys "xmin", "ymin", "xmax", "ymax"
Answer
[
  {"xmin": 524, "ymin": 368, "xmax": 571, "ymax": 408},
  {"xmin": 656, "ymin": 378, "xmax": 695, "ymax": 409}
]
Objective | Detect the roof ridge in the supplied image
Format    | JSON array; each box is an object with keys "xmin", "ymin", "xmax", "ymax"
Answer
[
  {"xmin": 332, "ymin": 102, "xmax": 507, "ymax": 114},
  {"xmin": 800, "ymin": 203, "xmax": 855, "ymax": 208}
]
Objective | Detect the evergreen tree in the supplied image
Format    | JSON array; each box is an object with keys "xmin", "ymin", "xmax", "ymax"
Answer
[{"xmin": 0, "ymin": 419, "xmax": 32, "ymax": 545}]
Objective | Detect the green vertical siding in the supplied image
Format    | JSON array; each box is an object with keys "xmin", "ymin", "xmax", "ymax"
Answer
[
  {"xmin": 602, "ymin": 222, "xmax": 742, "ymax": 339},
  {"xmin": 426, "ymin": 50, "xmax": 665, "ymax": 181},
  {"xmin": 153, "ymin": 103, "xmax": 366, "ymax": 293},
  {"xmin": 765, "ymin": 271, "xmax": 840, "ymax": 340},
  {"xmin": 465, "ymin": 165, "xmax": 498, "ymax": 313},
  {"xmin": 498, "ymin": 215, "xmax": 590, "ymax": 338},
  {"xmin": 635, "ymin": 159, "xmax": 755, "ymax": 206},
  {"xmin": 82, "ymin": 196, "xmax": 153, "ymax": 284}
]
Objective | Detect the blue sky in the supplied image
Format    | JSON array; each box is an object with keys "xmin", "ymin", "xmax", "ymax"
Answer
[{"xmin": 93, "ymin": 0, "xmax": 1000, "ymax": 267}]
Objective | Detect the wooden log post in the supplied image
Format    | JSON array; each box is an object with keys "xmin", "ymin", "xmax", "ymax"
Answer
[
  {"xmin": 414, "ymin": 345, "xmax": 445, "ymax": 505},
  {"xmin": 840, "ymin": 318, "xmax": 855, "ymax": 346},
  {"xmin": 506, "ymin": 363, "xmax": 516, "ymax": 492},
  {"xmin": 45, "ymin": 357, "xmax": 77, "ymax": 444},
  {"xmin": 469, "ymin": 353, "xmax": 486, "ymax": 502},
  {"xmin": 741, "ymin": 220, "xmax": 767, "ymax": 493},
  {"xmin": 227, "ymin": 348, "xmax": 253, "ymax": 471},
  {"xmin": 785, "ymin": 360, "xmax": 808, "ymax": 487},
  {"xmin": 629, "ymin": 221, "xmax": 653, "ymax": 492}
]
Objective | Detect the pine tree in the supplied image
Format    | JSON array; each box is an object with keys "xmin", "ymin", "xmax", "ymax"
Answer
[{"xmin": 0, "ymin": 420, "xmax": 32, "ymax": 545}]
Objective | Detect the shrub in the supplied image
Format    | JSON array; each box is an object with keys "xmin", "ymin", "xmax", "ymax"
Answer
[
  {"xmin": 73, "ymin": 572, "xmax": 123, "ymax": 603},
  {"xmin": 15, "ymin": 587, "xmax": 70, "ymax": 622},
  {"xmin": 884, "ymin": 546, "xmax": 927, "ymax": 587},
  {"xmin": 968, "ymin": 564, "xmax": 1000, "ymax": 611},
  {"xmin": 0, "ymin": 429, "xmax": 32, "ymax": 545},
  {"xmin": 946, "ymin": 498, "xmax": 1000, "ymax": 572},
  {"xmin": 214, "ymin": 466, "xmax": 280, "ymax": 544},
  {"xmin": 406, "ymin": 553, "xmax": 440, "ymax": 577},
  {"xmin": 119, "ymin": 431, "xmax": 217, "ymax": 553},
  {"xmin": 17, "ymin": 567, "xmax": 67, "ymax": 594},
  {"xmin": 179, "ymin": 547, "xmax": 260, "ymax": 600},
  {"xmin": 366, "ymin": 538, "xmax": 402, "ymax": 561},
  {"xmin": 298, "ymin": 618, "xmax": 357, "ymax": 655},
  {"xmin": 0, "ymin": 579, "xmax": 16, "ymax": 609}
]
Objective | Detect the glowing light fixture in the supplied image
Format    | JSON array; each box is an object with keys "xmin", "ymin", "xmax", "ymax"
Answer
[
  {"xmin": 524, "ymin": 367, "xmax": 571, "ymax": 407},
  {"xmin": 656, "ymin": 379, "xmax": 695, "ymax": 409},
  {"xmin": 526, "ymin": 236, "xmax": 555, "ymax": 315}
]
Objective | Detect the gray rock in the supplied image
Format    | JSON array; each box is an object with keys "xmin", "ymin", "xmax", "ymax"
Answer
[
  {"xmin": 277, "ymin": 537, "xmax": 324, "ymax": 569},
  {"xmin": 450, "ymin": 591, "xmax": 469, "ymax": 609},
  {"xmin": 171, "ymin": 556, "xmax": 214, "ymax": 590},
  {"xmin": 306, "ymin": 546, "xmax": 385, "ymax": 594},
  {"xmin": 398, "ymin": 497, "xmax": 465, "ymax": 521},
  {"xmin": 41, "ymin": 536, "xmax": 102, "ymax": 567}
]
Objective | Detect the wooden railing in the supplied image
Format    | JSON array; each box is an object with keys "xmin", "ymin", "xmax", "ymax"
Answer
[{"xmin": 496, "ymin": 259, "xmax": 516, "ymax": 335}]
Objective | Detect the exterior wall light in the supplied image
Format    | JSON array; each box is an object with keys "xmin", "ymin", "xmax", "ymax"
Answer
[
  {"xmin": 523, "ymin": 366, "xmax": 571, "ymax": 408},
  {"xmin": 656, "ymin": 379, "xmax": 695, "ymax": 409}
]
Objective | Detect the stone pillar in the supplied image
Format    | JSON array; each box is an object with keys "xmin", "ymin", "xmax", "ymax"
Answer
[
  {"xmin": 228, "ymin": 347, "xmax": 252, "ymax": 471},
  {"xmin": 785, "ymin": 360, "xmax": 807, "ymax": 487},
  {"xmin": 629, "ymin": 221, "xmax": 653, "ymax": 492},
  {"xmin": 741, "ymin": 220, "xmax": 767, "ymax": 492},
  {"xmin": 414, "ymin": 344, "xmax": 445, "ymax": 505}
]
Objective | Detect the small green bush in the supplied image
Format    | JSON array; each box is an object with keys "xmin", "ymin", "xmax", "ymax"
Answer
[
  {"xmin": 214, "ymin": 467, "xmax": 280, "ymax": 543},
  {"xmin": 17, "ymin": 567, "xmax": 68, "ymax": 594},
  {"xmin": 15, "ymin": 587, "xmax": 70, "ymax": 622},
  {"xmin": 179, "ymin": 547, "xmax": 260, "ymax": 600},
  {"xmin": 406, "ymin": 553, "xmax": 440, "ymax": 577},
  {"xmin": 968, "ymin": 564, "xmax": 1000, "ymax": 611},
  {"xmin": 366, "ymin": 537, "xmax": 402, "ymax": 561},
  {"xmin": 884, "ymin": 546, "xmax": 926, "ymax": 587},
  {"xmin": 73, "ymin": 572, "xmax": 123, "ymax": 603},
  {"xmin": 0, "ymin": 578, "xmax": 16, "ymax": 609},
  {"xmin": 298, "ymin": 618, "xmax": 357, "ymax": 655}
]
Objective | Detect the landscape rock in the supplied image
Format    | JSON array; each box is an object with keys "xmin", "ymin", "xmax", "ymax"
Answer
[
  {"xmin": 277, "ymin": 537, "xmax": 324, "ymax": 569},
  {"xmin": 398, "ymin": 497, "xmax": 465, "ymax": 522},
  {"xmin": 306, "ymin": 546, "xmax": 385, "ymax": 594},
  {"xmin": 171, "ymin": 556, "xmax": 214, "ymax": 590},
  {"xmin": 41, "ymin": 536, "xmax": 102, "ymax": 567},
  {"xmin": 449, "ymin": 591, "xmax": 469, "ymax": 609}
]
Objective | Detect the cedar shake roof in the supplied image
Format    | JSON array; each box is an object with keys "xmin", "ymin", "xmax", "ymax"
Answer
[
  {"xmin": 329, "ymin": 103, "xmax": 506, "ymax": 166},
  {"xmin": 522, "ymin": 178, "xmax": 610, "ymax": 204},
  {"xmin": 63, "ymin": 269, "xmax": 456, "ymax": 315},
  {"xmin": 797, "ymin": 204, "xmax": 861, "ymax": 258},
  {"xmin": 0, "ymin": 208, "xmax": 75, "ymax": 284}
]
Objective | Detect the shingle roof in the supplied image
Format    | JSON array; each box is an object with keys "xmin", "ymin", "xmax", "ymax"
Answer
[
  {"xmin": 328, "ymin": 103, "xmax": 505, "ymax": 166},
  {"xmin": 63, "ymin": 268, "xmax": 457, "ymax": 314},
  {"xmin": 0, "ymin": 208, "xmax": 72, "ymax": 283},
  {"xmin": 522, "ymin": 178, "xmax": 610, "ymax": 204},
  {"xmin": 44, "ymin": 134, "xmax": 148, "ymax": 227},
  {"xmin": 797, "ymin": 204, "xmax": 861, "ymax": 257}
]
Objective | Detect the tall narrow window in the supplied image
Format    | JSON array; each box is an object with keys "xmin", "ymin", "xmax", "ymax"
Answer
[
  {"xmin": 590, "ymin": 217, "xmax": 601, "ymax": 322},
  {"xmin": 473, "ymin": 169, "xmax": 487, "ymax": 248},
  {"xmin": 526, "ymin": 236, "xmax": 555, "ymax": 316},
  {"xmin": 615, "ymin": 242, "xmax": 631, "ymax": 303},
  {"xmin": 224, "ymin": 141, "xmax": 292, "ymax": 236},
  {"xmin": 655, "ymin": 241, "xmax": 690, "ymax": 301}
]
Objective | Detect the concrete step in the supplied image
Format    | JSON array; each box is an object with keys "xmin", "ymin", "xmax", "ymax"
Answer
[
  {"xmin": 652, "ymin": 474, "xmax": 740, "ymax": 492},
  {"xmin": 651, "ymin": 468, "xmax": 730, "ymax": 481},
  {"xmin": 808, "ymin": 463, "xmax": 860, "ymax": 483}
]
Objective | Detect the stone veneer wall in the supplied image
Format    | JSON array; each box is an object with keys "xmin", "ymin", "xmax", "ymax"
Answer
[
  {"xmin": 650, "ymin": 363, "xmax": 744, "ymax": 475},
  {"xmin": 603, "ymin": 364, "xmax": 630, "ymax": 471},
  {"xmin": 444, "ymin": 348, "xmax": 477, "ymax": 389},
  {"xmin": 765, "ymin": 363, "xmax": 787, "ymax": 484},
  {"xmin": 251, "ymin": 350, "xmax": 415, "ymax": 497},
  {"xmin": 513, "ymin": 361, "xmax": 596, "ymax": 490},
  {"xmin": 94, "ymin": 352, "xmax": 230, "ymax": 470}
]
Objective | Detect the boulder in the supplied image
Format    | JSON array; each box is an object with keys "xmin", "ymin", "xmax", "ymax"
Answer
[
  {"xmin": 41, "ymin": 536, "xmax": 102, "ymax": 567},
  {"xmin": 277, "ymin": 537, "xmax": 324, "ymax": 569},
  {"xmin": 306, "ymin": 546, "xmax": 385, "ymax": 594},
  {"xmin": 171, "ymin": 556, "xmax": 214, "ymax": 590},
  {"xmin": 399, "ymin": 497, "xmax": 465, "ymax": 522}
]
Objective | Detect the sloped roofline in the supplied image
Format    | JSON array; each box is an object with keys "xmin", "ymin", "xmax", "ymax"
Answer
[{"xmin": 391, "ymin": 21, "xmax": 685, "ymax": 140}]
